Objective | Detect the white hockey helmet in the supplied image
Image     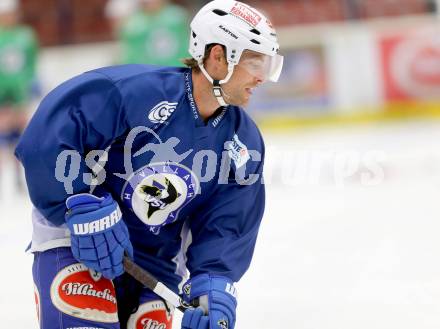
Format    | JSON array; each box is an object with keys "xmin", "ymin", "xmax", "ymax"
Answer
[
  {"xmin": 0, "ymin": 0, "xmax": 18, "ymax": 14},
  {"xmin": 189, "ymin": 0, "xmax": 283, "ymax": 105}
]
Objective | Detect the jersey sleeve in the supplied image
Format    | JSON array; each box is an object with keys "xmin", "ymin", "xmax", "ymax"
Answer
[
  {"xmin": 15, "ymin": 71, "xmax": 126, "ymax": 226},
  {"xmin": 185, "ymin": 130, "xmax": 266, "ymax": 283}
]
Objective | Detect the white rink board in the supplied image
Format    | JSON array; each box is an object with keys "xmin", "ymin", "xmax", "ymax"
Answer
[{"xmin": 1, "ymin": 120, "xmax": 440, "ymax": 329}]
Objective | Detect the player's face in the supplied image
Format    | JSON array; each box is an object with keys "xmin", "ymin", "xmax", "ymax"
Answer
[{"xmin": 221, "ymin": 51, "xmax": 268, "ymax": 107}]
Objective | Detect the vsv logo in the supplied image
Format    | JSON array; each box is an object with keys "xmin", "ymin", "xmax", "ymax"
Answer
[
  {"xmin": 139, "ymin": 177, "xmax": 181, "ymax": 219},
  {"xmin": 148, "ymin": 101, "xmax": 178, "ymax": 124},
  {"xmin": 122, "ymin": 163, "xmax": 199, "ymax": 234}
]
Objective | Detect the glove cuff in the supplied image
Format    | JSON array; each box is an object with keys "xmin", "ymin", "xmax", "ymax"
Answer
[
  {"xmin": 182, "ymin": 274, "xmax": 238, "ymax": 329},
  {"xmin": 66, "ymin": 193, "xmax": 105, "ymax": 208},
  {"xmin": 182, "ymin": 274, "xmax": 237, "ymax": 303}
]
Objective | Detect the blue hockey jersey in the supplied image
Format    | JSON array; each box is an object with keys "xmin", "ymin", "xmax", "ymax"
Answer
[{"xmin": 15, "ymin": 65, "xmax": 265, "ymax": 291}]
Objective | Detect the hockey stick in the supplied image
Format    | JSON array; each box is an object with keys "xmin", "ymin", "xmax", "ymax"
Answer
[{"xmin": 123, "ymin": 255, "xmax": 194, "ymax": 313}]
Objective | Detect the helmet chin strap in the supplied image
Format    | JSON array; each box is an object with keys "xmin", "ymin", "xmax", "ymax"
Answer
[{"xmin": 198, "ymin": 62, "xmax": 235, "ymax": 107}]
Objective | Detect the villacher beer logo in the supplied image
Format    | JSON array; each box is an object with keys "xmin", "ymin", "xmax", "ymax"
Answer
[
  {"xmin": 121, "ymin": 162, "xmax": 199, "ymax": 234},
  {"xmin": 50, "ymin": 263, "xmax": 118, "ymax": 323},
  {"xmin": 127, "ymin": 300, "xmax": 173, "ymax": 329}
]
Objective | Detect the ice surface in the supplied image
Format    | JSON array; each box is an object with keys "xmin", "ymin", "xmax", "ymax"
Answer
[{"xmin": 1, "ymin": 120, "xmax": 440, "ymax": 328}]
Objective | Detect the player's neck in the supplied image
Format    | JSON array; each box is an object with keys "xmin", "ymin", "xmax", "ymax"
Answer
[{"xmin": 192, "ymin": 70, "xmax": 223, "ymax": 122}]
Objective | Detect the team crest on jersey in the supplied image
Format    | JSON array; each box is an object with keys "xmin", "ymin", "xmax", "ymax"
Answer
[
  {"xmin": 127, "ymin": 300, "xmax": 173, "ymax": 329},
  {"xmin": 148, "ymin": 101, "xmax": 178, "ymax": 124},
  {"xmin": 121, "ymin": 162, "xmax": 199, "ymax": 234},
  {"xmin": 225, "ymin": 134, "xmax": 250, "ymax": 169},
  {"xmin": 50, "ymin": 263, "xmax": 118, "ymax": 323}
]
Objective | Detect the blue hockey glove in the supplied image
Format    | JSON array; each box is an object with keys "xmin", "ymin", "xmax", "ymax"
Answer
[
  {"xmin": 65, "ymin": 193, "xmax": 133, "ymax": 279},
  {"xmin": 181, "ymin": 274, "xmax": 237, "ymax": 329}
]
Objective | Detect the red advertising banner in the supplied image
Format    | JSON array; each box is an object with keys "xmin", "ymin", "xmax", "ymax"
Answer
[{"xmin": 380, "ymin": 27, "xmax": 440, "ymax": 102}]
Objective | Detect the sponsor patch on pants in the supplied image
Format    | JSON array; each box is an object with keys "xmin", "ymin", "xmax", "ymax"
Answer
[
  {"xmin": 50, "ymin": 263, "xmax": 118, "ymax": 323},
  {"xmin": 34, "ymin": 283, "xmax": 41, "ymax": 324},
  {"xmin": 127, "ymin": 300, "xmax": 173, "ymax": 329},
  {"xmin": 66, "ymin": 327, "xmax": 105, "ymax": 329}
]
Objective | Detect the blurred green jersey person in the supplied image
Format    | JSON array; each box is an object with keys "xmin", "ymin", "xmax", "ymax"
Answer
[
  {"xmin": 119, "ymin": 0, "xmax": 189, "ymax": 67},
  {"xmin": 0, "ymin": 20, "xmax": 37, "ymax": 107},
  {"xmin": 0, "ymin": 0, "xmax": 38, "ymax": 193}
]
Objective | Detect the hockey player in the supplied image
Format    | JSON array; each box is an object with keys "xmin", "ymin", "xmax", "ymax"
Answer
[
  {"xmin": 0, "ymin": 0, "xmax": 38, "ymax": 191},
  {"xmin": 117, "ymin": 0, "xmax": 189, "ymax": 66},
  {"xmin": 15, "ymin": 1, "xmax": 283, "ymax": 328}
]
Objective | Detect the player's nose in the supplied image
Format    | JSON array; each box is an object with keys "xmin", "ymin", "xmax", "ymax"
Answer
[{"xmin": 254, "ymin": 75, "xmax": 265, "ymax": 85}]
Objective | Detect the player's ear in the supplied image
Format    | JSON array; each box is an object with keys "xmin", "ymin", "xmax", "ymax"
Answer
[
  {"xmin": 209, "ymin": 44, "xmax": 226, "ymax": 64},
  {"xmin": 204, "ymin": 44, "xmax": 228, "ymax": 79}
]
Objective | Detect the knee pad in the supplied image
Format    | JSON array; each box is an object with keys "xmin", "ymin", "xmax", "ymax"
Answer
[{"xmin": 127, "ymin": 299, "xmax": 174, "ymax": 329}]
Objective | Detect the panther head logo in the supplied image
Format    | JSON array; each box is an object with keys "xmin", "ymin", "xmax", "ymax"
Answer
[{"xmin": 140, "ymin": 177, "xmax": 180, "ymax": 219}]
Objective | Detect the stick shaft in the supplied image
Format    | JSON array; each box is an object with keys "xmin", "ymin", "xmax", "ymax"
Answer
[{"xmin": 122, "ymin": 256, "xmax": 191, "ymax": 312}]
